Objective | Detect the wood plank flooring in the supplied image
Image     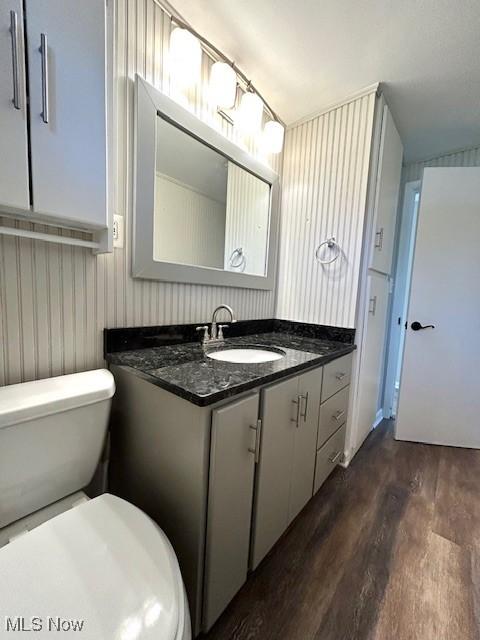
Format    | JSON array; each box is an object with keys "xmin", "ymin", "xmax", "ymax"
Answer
[{"xmin": 203, "ymin": 421, "xmax": 480, "ymax": 640}]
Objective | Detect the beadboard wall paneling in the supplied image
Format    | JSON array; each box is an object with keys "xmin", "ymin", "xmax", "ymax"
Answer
[
  {"xmin": 0, "ymin": 0, "xmax": 281, "ymax": 387},
  {"xmin": 225, "ymin": 163, "xmax": 270, "ymax": 276},
  {"xmin": 276, "ymin": 91, "xmax": 376, "ymax": 328},
  {"xmin": 154, "ymin": 174, "xmax": 226, "ymax": 268},
  {"xmin": 403, "ymin": 145, "xmax": 480, "ymax": 183}
]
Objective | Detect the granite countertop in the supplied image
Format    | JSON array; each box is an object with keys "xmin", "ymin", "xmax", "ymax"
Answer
[{"xmin": 106, "ymin": 331, "xmax": 355, "ymax": 407}]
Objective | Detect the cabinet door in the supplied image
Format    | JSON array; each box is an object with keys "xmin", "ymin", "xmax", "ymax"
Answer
[
  {"xmin": 369, "ymin": 106, "xmax": 403, "ymax": 275},
  {"xmin": 26, "ymin": 0, "xmax": 107, "ymax": 227},
  {"xmin": 0, "ymin": 0, "xmax": 29, "ymax": 211},
  {"xmin": 251, "ymin": 376, "xmax": 298, "ymax": 570},
  {"xmin": 356, "ymin": 272, "xmax": 390, "ymax": 449},
  {"xmin": 288, "ymin": 367, "xmax": 322, "ymax": 523},
  {"xmin": 203, "ymin": 393, "xmax": 259, "ymax": 631}
]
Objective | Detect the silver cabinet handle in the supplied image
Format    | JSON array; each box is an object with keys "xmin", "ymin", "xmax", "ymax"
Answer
[
  {"xmin": 299, "ymin": 392, "xmax": 309, "ymax": 422},
  {"xmin": 335, "ymin": 372, "xmax": 346, "ymax": 381},
  {"xmin": 375, "ymin": 227, "xmax": 384, "ymax": 250},
  {"xmin": 333, "ymin": 409, "xmax": 345, "ymax": 422},
  {"xmin": 248, "ymin": 419, "xmax": 262, "ymax": 463},
  {"xmin": 328, "ymin": 451, "xmax": 342, "ymax": 464},
  {"xmin": 291, "ymin": 396, "xmax": 300, "ymax": 426},
  {"xmin": 39, "ymin": 33, "xmax": 49, "ymax": 123},
  {"xmin": 9, "ymin": 11, "xmax": 20, "ymax": 109},
  {"xmin": 369, "ymin": 295, "xmax": 377, "ymax": 315}
]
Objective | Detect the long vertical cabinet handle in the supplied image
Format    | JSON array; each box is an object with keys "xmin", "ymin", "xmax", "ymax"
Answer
[
  {"xmin": 39, "ymin": 33, "xmax": 49, "ymax": 123},
  {"xmin": 248, "ymin": 419, "xmax": 262, "ymax": 464},
  {"xmin": 291, "ymin": 397, "xmax": 301, "ymax": 427},
  {"xmin": 375, "ymin": 227, "xmax": 384, "ymax": 250},
  {"xmin": 9, "ymin": 10, "xmax": 20, "ymax": 109},
  {"xmin": 369, "ymin": 295, "xmax": 377, "ymax": 316},
  {"xmin": 299, "ymin": 392, "xmax": 309, "ymax": 422}
]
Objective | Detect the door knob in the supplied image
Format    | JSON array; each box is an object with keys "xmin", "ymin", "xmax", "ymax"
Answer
[{"xmin": 411, "ymin": 321, "xmax": 435, "ymax": 331}]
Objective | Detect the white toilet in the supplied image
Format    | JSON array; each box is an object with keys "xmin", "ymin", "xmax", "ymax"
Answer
[{"xmin": 0, "ymin": 369, "xmax": 191, "ymax": 640}]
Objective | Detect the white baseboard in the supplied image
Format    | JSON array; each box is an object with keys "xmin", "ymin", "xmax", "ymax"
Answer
[{"xmin": 373, "ymin": 408, "xmax": 384, "ymax": 429}]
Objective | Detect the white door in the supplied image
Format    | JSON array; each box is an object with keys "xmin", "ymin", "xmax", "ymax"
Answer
[
  {"xmin": 396, "ymin": 167, "xmax": 480, "ymax": 448},
  {"xmin": 369, "ymin": 105, "xmax": 403, "ymax": 275},
  {"xmin": 0, "ymin": 0, "xmax": 29, "ymax": 211},
  {"xmin": 355, "ymin": 271, "xmax": 390, "ymax": 450},
  {"xmin": 26, "ymin": 0, "xmax": 107, "ymax": 227}
]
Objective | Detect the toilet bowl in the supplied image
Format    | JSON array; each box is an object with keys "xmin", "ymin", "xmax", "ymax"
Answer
[{"xmin": 0, "ymin": 370, "xmax": 191, "ymax": 640}]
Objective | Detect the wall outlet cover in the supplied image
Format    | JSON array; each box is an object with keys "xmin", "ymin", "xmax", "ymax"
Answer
[{"xmin": 113, "ymin": 214, "xmax": 124, "ymax": 248}]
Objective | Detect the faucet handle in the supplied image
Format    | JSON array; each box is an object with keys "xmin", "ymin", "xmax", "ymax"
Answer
[
  {"xmin": 217, "ymin": 324, "xmax": 229, "ymax": 340},
  {"xmin": 196, "ymin": 325, "xmax": 210, "ymax": 343}
]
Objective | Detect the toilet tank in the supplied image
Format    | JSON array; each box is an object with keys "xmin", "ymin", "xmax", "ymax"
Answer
[{"xmin": 0, "ymin": 369, "xmax": 115, "ymax": 528}]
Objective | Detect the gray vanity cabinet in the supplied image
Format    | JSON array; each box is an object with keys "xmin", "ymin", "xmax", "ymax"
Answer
[
  {"xmin": 203, "ymin": 393, "xmax": 259, "ymax": 630},
  {"xmin": 251, "ymin": 367, "xmax": 322, "ymax": 569},
  {"xmin": 289, "ymin": 367, "xmax": 323, "ymax": 523}
]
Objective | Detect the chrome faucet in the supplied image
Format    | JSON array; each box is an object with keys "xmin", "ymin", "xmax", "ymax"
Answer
[{"xmin": 196, "ymin": 304, "xmax": 237, "ymax": 345}]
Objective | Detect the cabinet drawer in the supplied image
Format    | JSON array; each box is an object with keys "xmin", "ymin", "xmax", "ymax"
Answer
[
  {"xmin": 317, "ymin": 385, "xmax": 349, "ymax": 448},
  {"xmin": 321, "ymin": 353, "xmax": 352, "ymax": 402},
  {"xmin": 313, "ymin": 425, "xmax": 346, "ymax": 494}
]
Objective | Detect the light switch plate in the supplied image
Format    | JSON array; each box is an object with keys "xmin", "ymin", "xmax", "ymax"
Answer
[{"xmin": 113, "ymin": 214, "xmax": 124, "ymax": 248}]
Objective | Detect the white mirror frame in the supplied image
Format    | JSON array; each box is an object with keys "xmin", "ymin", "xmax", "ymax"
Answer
[{"xmin": 133, "ymin": 75, "xmax": 280, "ymax": 290}]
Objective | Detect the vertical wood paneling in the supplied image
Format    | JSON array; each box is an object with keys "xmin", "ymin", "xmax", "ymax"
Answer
[
  {"xmin": 403, "ymin": 145, "xmax": 480, "ymax": 183},
  {"xmin": 276, "ymin": 92, "xmax": 376, "ymax": 328},
  {"xmin": 0, "ymin": 0, "xmax": 281, "ymax": 386}
]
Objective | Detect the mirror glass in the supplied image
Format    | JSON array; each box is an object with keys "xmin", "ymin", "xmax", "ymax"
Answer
[{"xmin": 153, "ymin": 114, "xmax": 271, "ymax": 276}]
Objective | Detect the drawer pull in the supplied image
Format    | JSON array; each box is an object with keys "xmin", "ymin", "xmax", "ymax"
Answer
[
  {"xmin": 333, "ymin": 409, "xmax": 345, "ymax": 422},
  {"xmin": 328, "ymin": 451, "xmax": 342, "ymax": 464},
  {"xmin": 335, "ymin": 372, "xmax": 346, "ymax": 381}
]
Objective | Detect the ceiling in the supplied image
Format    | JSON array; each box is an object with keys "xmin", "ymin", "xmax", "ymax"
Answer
[{"xmin": 171, "ymin": 0, "xmax": 480, "ymax": 162}]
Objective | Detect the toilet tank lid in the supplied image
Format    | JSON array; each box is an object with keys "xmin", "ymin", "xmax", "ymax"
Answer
[{"xmin": 0, "ymin": 369, "xmax": 115, "ymax": 429}]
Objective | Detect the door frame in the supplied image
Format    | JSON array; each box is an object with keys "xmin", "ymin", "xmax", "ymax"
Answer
[{"xmin": 382, "ymin": 179, "xmax": 421, "ymax": 418}]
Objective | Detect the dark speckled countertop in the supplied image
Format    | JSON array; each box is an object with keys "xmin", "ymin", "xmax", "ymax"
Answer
[{"xmin": 106, "ymin": 331, "xmax": 355, "ymax": 407}]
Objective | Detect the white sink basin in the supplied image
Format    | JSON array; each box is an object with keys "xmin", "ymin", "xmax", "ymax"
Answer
[{"xmin": 207, "ymin": 347, "xmax": 285, "ymax": 364}]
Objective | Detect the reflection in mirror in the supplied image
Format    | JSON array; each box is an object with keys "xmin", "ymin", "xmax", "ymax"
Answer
[{"xmin": 154, "ymin": 114, "xmax": 270, "ymax": 276}]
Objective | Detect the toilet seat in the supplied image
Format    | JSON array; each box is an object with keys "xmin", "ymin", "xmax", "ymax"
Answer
[{"xmin": 0, "ymin": 494, "xmax": 190, "ymax": 640}]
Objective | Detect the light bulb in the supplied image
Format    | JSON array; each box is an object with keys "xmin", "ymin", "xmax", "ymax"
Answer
[
  {"xmin": 236, "ymin": 91, "xmax": 264, "ymax": 133},
  {"xmin": 209, "ymin": 62, "xmax": 237, "ymax": 109},
  {"xmin": 263, "ymin": 120, "xmax": 285, "ymax": 153},
  {"xmin": 169, "ymin": 27, "xmax": 201, "ymax": 88}
]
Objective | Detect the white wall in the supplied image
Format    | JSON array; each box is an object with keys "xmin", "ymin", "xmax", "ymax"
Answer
[
  {"xmin": 0, "ymin": 0, "xmax": 281, "ymax": 387},
  {"xmin": 224, "ymin": 163, "xmax": 270, "ymax": 276},
  {"xmin": 276, "ymin": 89, "xmax": 376, "ymax": 328},
  {"xmin": 154, "ymin": 174, "xmax": 225, "ymax": 268}
]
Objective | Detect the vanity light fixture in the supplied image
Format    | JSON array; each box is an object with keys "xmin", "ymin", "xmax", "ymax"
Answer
[
  {"xmin": 209, "ymin": 61, "xmax": 237, "ymax": 109},
  {"xmin": 161, "ymin": 0, "xmax": 285, "ymax": 151},
  {"xmin": 237, "ymin": 89, "xmax": 264, "ymax": 133},
  {"xmin": 263, "ymin": 120, "xmax": 285, "ymax": 154},
  {"xmin": 169, "ymin": 27, "xmax": 201, "ymax": 87}
]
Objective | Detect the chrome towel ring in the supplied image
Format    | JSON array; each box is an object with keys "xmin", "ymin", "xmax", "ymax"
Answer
[
  {"xmin": 229, "ymin": 247, "xmax": 246, "ymax": 270},
  {"xmin": 315, "ymin": 237, "xmax": 341, "ymax": 264}
]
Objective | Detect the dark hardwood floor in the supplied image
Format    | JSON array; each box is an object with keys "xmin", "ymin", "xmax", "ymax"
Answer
[{"xmin": 203, "ymin": 421, "xmax": 480, "ymax": 640}]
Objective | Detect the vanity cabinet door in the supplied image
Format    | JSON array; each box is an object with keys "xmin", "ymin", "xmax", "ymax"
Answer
[
  {"xmin": 203, "ymin": 393, "xmax": 259, "ymax": 631},
  {"xmin": 250, "ymin": 376, "xmax": 298, "ymax": 570},
  {"xmin": 288, "ymin": 367, "xmax": 322, "ymax": 523}
]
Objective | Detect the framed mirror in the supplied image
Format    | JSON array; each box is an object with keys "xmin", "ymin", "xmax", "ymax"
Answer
[{"xmin": 133, "ymin": 75, "xmax": 279, "ymax": 290}]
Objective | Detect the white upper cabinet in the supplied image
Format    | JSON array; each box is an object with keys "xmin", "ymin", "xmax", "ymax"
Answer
[
  {"xmin": 25, "ymin": 0, "xmax": 107, "ymax": 228},
  {"xmin": 0, "ymin": 0, "xmax": 30, "ymax": 211},
  {"xmin": 369, "ymin": 106, "xmax": 403, "ymax": 275}
]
